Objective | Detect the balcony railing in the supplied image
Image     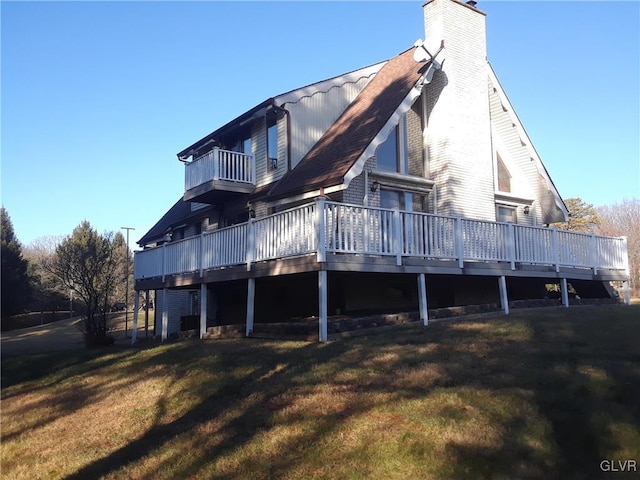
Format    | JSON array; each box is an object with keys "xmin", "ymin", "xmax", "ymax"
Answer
[
  {"xmin": 185, "ymin": 147, "xmax": 255, "ymax": 191},
  {"xmin": 134, "ymin": 200, "xmax": 629, "ymax": 281}
]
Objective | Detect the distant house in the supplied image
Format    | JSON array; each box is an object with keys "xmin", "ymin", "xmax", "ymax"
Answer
[{"xmin": 133, "ymin": 0, "xmax": 630, "ymax": 342}]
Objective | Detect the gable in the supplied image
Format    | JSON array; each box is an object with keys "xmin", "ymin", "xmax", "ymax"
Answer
[
  {"xmin": 268, "ymin": 48, "xmax": 429, "ymax": 200},
  {"xmin": 487, "ymin": 64, "xmax": 568, "ymax": 224}
]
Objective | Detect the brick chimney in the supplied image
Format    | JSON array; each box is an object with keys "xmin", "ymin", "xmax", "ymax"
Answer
[{"xmin": 423, "ymin": 0, "xmax": 495, "ymax": 220}]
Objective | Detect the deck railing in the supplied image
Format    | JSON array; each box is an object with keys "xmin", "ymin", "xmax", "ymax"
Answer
[
  {"xmin": 134, "ymin": 199, "xmax": 629, "ymax": 280},
  {"xmin": 185, "ymin": 147, "xmax": 255, "ymax": 191}
]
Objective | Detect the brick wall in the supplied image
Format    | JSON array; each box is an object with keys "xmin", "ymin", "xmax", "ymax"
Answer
[
  {"xmin": 343, "ymin": 157, "xmax": 376, "ymax": 206},
  {"xmin": 407, "ymin": 100, "xmax": 424, "ymax": 178}
]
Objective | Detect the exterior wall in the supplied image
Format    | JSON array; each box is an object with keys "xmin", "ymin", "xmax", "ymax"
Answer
[
  {"xmin": 284, "ymin": 75, "xmax": 375, "ymax": 169},
  {"xmin": 255, "ymin": 115, "xmax": 288, "ymax": 188},
  {"xmin": 343, "ymin": 157, "xmax": 376, "ymax": 206},
  {"xmin": 407, "ymin": 99, "xmax": 424, "ymax": 178},
  {"xmin": 423, "ymin": 0, "xmax": 495, "ymax": 221},
  {"xmin": 155, "ymin": 289, "xmax": 194, "ymax": 335},
  {"xmin": 253, "ymin": 119, "xmax": 268, "ymax": 187},
  {"xmin": 488, "ymin": 78, "xmax": 544, "ymax": 227}
]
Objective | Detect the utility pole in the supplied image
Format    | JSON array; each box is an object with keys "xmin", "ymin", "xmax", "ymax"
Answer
[{"xmin": 121, "ymin": 226, "xmax": 135, "ymax": 337}]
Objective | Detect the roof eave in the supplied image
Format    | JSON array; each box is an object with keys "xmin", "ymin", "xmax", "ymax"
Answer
[{"xmin": 176, "ymin": 98, "xmax": 276, "ymax": 160}]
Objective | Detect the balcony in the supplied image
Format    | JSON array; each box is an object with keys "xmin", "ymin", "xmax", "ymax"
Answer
[
  {"xmin": 134, "ymin": 200, "xmax": 630, "ymax": 284},
  {"xmin": 184, "ymin": 148, "xmax": 255, "ymax": 202}
]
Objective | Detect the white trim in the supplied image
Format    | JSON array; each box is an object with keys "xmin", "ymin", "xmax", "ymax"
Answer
[
  {"xmin": 494, "ymin": 192, "xmax": 534, "ymax": 206},
  {"xmin": 370, "ymin": 170, "xmax": 435, "ymax": 194},
  {"xmin": 487, "ymin": 63, "xmax": 568, "ymax": 220},
  {"xmin": 276, "ymin": 63, "xmax": 385, "ymax": 105},
  {"xmin": 264, "ymin": 183, "xmax": 344, "ymax": 208},
  {"xmin": 343, "ymin": 73, "xmax": 430, "ymax": 188}
]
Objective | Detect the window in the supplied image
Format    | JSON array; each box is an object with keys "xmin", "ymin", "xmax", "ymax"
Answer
[
  {"xmin": 376, "ymin": 115, "xmax": 409, "ymax": 174},
  {"xmin": 173, "ymin": 227, "xmax": 185, "ymax": 241},
  {"xmin": 380, "ymin": 189, "xmax": 413, "ymax": 212},
  {"xmin": 267, "ymin": 118, "xmax": 278, "ymax": 171},
  {"xmin": 243, "ymin": 136, "xmax": 252, "ymax": 156},
  {"xmin": 229, "ymin": 132, "xmax": 252, "ymax": 155},
  {"xmin": 496, "ymin": 154, "xmax": 511, "ymax": 193},
  {"xmin": 496, "ymin": 205, "xmax": 516, "ymax": 223}
]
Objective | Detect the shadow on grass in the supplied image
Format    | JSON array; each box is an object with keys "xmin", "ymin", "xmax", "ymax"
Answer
[
  {"xmin": 3, "ymin": 305, "xmax": 639, "ymax": 479},
  {"xmin": 442, "ymin": 305, "xmax": 640, "ymax": 480}
]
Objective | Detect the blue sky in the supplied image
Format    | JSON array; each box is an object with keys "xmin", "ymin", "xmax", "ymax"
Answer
[{"xmin": 2, "ymin": 1, "xmax": 639, "ymax": 247}]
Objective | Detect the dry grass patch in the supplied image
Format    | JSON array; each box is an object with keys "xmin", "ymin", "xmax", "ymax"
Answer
[{"xmin": 2, "ymin": 304, "xmax": 639, "ymax": 479}]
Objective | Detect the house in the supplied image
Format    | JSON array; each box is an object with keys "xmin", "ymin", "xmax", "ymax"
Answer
[{"xmin": 132, "ymin": 0, "xmax": 630, "ymax": 342}]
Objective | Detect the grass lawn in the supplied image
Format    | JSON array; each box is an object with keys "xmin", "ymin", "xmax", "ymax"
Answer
[{"xmin": 2, "ymin": 304, "xmax": 639, "ymax": 479}]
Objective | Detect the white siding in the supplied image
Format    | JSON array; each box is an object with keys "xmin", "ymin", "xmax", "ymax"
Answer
[
  {"xmin": 424, "ymin": 0, "xmax": 495, "ymax": 221},
  {"xmin": 284, "ymin": 75, "xmax": 374, "ymax": 169}
]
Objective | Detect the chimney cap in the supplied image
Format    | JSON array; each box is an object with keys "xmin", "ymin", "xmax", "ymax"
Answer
[{"xmin": 466, "ymin": 0, "xmax": 478, "ymax": 6}]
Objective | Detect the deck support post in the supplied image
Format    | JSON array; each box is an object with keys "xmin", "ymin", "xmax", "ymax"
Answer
[
  {"xmin": 319, "ymin": 270, "xmax": 328, "ymax": 342},
  {"xmin": 144, "ymin": 290, "xmax": 150, "ymax": 339},
  {"xmin": 560, "ymin": 278, "xmax": 570, "ymax": 308},
  {"xmin": 200, "ymin": 283, "xmax": 208, "ymax": 339},
  {"xmin": 623, "ymin": 280, "xmax": 631, "ymax": 305},
  {"xmin": 131, "ymin": 290, "xmax": 140, "ymax": 345},
  {"xmin": 498, "ymin": 276, "xmax": 509, "ymax": 315},
  {"xmin": 246, "ymin": 278, "xmax": 255, "ymax": 337},
  {"xmin": 418, "ymin": 273, "xmax": 428, "ymax": 327},
  {"xmin": 161, "ymin": 288, "xmax": 169, "ymax": 341}
]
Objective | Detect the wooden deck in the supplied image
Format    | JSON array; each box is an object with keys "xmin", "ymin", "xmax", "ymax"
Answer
[{"xmin": 134, "ymin": 199, "xmax": 630, "ymax": 289}]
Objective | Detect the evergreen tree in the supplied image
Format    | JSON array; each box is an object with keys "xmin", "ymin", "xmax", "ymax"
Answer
[
  {"xmin": 1, "ymin": 207, "xmax": 32, "ymax": 317},
  {"xmin": 552, "ymin": 197, "xmax": 600, "ymax": 233},
  {"xmin": 51, "ymin": 221, "xmax": 121, "ymax": 346}
]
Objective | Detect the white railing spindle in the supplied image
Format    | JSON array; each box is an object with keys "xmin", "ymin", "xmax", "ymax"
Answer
[{"xmin": 133, "ymin": 201, "xmax": 629, "ymax": 281}]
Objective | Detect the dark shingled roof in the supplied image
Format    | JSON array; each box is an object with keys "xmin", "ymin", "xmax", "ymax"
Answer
[
  {"xmin": 268, "ymin": 47, "xmax": 427, "ymax": 200},
  {"xmin": 137, "ymin": 198, "xmax": 193, "ymax": 246}
]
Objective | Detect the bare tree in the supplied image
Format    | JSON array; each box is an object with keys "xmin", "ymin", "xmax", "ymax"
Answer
[
  {"xmin": 23, "ymin": 236, "xmax": 68, "ymax": 314},
  {"xmin": 598, "ymin": 198, "xmax": 640, "ymax": 296}
]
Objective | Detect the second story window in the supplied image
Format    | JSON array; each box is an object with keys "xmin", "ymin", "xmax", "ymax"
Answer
[
  {"xmin": 497, "ymin": 154, "xmax": 511, "ymax": 193},
  {"xmin": 229, "ymin": 131, "xmax": 252, "ymax": 155},
  {"xmin": 243, "ymin": 135, "xmax": 252, "ymax": 156},
  {"xmin": 267, "ymin": 117, "xmax": 278, "ymax": 171},
  {"xmin": 376, "ymin": 115, "xmax": 409, "ymax": 174}
]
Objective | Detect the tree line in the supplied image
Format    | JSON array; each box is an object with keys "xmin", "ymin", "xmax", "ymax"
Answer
[{"xmin": 1, "ymin": 207, "xmax": 133, "ymax": 346}]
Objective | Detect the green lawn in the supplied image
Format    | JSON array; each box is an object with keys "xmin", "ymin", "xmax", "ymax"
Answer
[{"xmin": 2, "ymin": 305, "xmax": 639, "ymax": 479}]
